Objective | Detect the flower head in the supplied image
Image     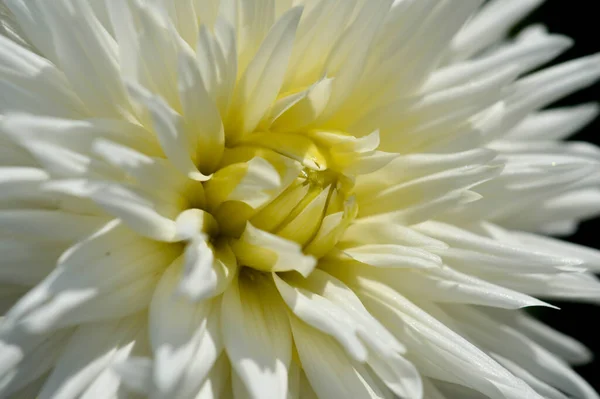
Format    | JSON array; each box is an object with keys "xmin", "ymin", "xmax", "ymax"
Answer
[{"xmin": 1, "ymin": 0, "xmax": 600, "ymax": 398}]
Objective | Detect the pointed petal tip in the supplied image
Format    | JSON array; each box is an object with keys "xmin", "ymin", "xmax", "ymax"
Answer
[{"xmin": 188, "ymin": 170, "xmax": 212, "ymax": 182}]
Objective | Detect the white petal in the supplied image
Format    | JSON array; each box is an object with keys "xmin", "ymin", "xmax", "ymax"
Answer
[
  {"xmin": 358, "ymin": 163, "xmax": 501, "ymax": 218},
  {"xmin": 0, "ymin": 115, "xmax": 161, "ymax": 178},
  {"xmin": 0, "ymin": 34, "xmax": 86, "ymax": 118},
  {"xmin": 492, "ymin": 355, "xmax": 569, "ymax": 399},
  {"xmin": 353, "ymin": 0, "xmax": 483, "ymax": 114},
  {"xmin": 0, "ymin": 167, "xmax": 53, "ymax": 207},
  {"xmin": 194, "ymin": 354, "xmax": 230, "ymax": 399},
  {"xmin": 92, "ymin": 138, "xmax": 202, "ymax": 209},
  {"xmin": 197, "ymin": 17, "xmax": 238, "ymax": 116},
  {"xmin": 226, "ymin": 7, "xmax": 302, "ymax": 140},
  {"xmin": 178, "ymin": 47, "xmax": 225, "ymax": 174},
  {"xmin": 149, "ymin": 259, "xmax": 222, "ymax": 397},
  {"xmin": 275, "ymin": 268, "xmax": 421, "ymax": 397},
  {"xmin": 502, "ymin": 54, "xmax": 600, "ymax": 131},
  {"xmin": 0, "ymin": 210, "xmax": 106, "ymax": 243},
  {"xmin": 507, "ymin": 229, "xmax": 600, "ymax": 273},
  {"xmin": 231, "ymin": 223, "xmax": 316, "ymax": 277},
  {"xmin": 341, "ymin": 244, "xmax": 442, "ymax": 270},
  {"xmin": 276, "ymin": 186, "xmax": 331, "ymax": 246},
  {"xmin": 127, "ymin": 82, "xmax": 209, "ymax": 181},
  {"xmin": 234, "ymin": 0, "xmax": 275, "ymax": 74},
  {"xmin": 38, "ymin": 0, "xmax": 133, "ymax": 119},
  {"xmin": 319, "ymin": 0, "xmax": 395, "ymax": 123},
  {"xmin": 357, "ymin": 149, "xmax": 497, "ymax": 192},
  {"xmin": 108, "ymin": 0, "xmax": 182, "ymax": 110},
  {"xmin": 0, "ymin": 328, "xmax": 73, "ymax": 396},
  {"xmin": 358, "ymin": 279, "xmax": 543, "ymax": 399},
  {"xmin": 276, "ymin": 271, "xmax": 387, "ymax": 362},
  {"xmin": 506, "ymin": 104, "xmax": 599, "ymax": 141},
  {"xmin": 282, "ymin": 0, "xmax": 355, "ymax": 90},
  {"xmin": 0, "ymin": 238, "xmax": 63, "ymax": 286},
  {"xmin": 427, "ymin": 30, "xmax": 572, "ymax": 93},
  {"xmin": 352, "ymin": 61, "xmax": 515, "ymax": 141},
  {"xmin": 450, "ymin": 0, "xmax": 544, "ymax": 61},
  {"xmin": 269, "ymin": 77, "xmax": 333, "ymax": 132},
  {"xmin": 179, "ymin": 238, "xmax": 215, "ymax": 297},
  {"xmin": 111, "ymin": 357, "xmax": 153, "ymax": 396},
  {"xmin": 179, "ymin": 239, "xmax": 237, "ymax": 301},
  {"xmin": 4, "ymin": 220, "xmax": 175, "ymax": 332},
  {"xmin": 434, "ymin": 381, "xmax": 489, "ymax": 399},
  {"xmin": 205, "ymin": 157, "xmax": 282, "ymax": 210},
  {"xmin": 4, "ymin": 0, "xmax": 59, "ymax": 62},
  {"xmin": 160, "ymin": 0, "xmax": 198, "ymax": 47},
  {"xmin": 341, "ymin": 221, "xmax": 448, "ymax": 250},
  {"xmin": 289, "ymin": 315, "xmax": 384, "ymax": 399},
  {"xmin": 304, "ymin": 197, "xmax": 358, "ymax": 259},
  {"xmin": 286, "ymin": 361, "xmax": 300, "ymax": 399},
  {"xmin": 400, "ymin": 266, "xmax": 547, "ymax": 309},
  {"xmin": 90, "ymin": 183, "xmax": 180, "ymax": 242},
  {"xmin": 414, "ymin": 221, "xmax": 582, "ymax": 274},
  {"xmin": 38, "ymin": 316, "xmax": 143, "ymax": 399},
  {"xmin": 445, "ymin": 306, "xmax": 598, "ymax": 399},
  {"xmin": 499, "ymin": 311, "xmax": 593, "ymax": 366},
  {"xmin": 366, "ymin": 352, "xmax": 421, "ymax": 399},
  {"xmin": 0, "ymin": 135, "xmax": 35, "ymax": 167},
  {"xmin": 221, "ymin": 273, "xmax": 291, "ymax": 399}
]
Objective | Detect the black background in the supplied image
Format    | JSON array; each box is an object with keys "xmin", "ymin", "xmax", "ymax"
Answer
[{"xmin": 515, "ymin": 1, "xmax": 600, "ymax": 391}]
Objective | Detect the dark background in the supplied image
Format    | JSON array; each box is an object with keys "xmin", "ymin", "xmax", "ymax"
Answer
[{"xmin": 515, "ymin": 1, "xmax": 600, "ymax": 391}]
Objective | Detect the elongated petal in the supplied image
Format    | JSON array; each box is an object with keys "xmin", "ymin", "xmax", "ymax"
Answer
[
  {"xmin": 149, "ymin": 259, "xmax": 221, "ymax": 397},
  {"xmin": 179, "ymin": 238, "xmax": 237, "ymax": 301},
  {"xmin": 127, "ymin": 82, "xmax": 209, "ymax": 181},
  {"xmin": 444, "ymin": 305, "xmax": 599, "ymax": 399},
  {"xmin": 37, "ymin": 316, "xmax": 144, "ymax": 399},
  {"xmin": 37, "ymin": 0, "xmax": 132, "ymax": 119},
  {"xmin": 178, "ymin": 48, "xmax": 225, "ymax": 173},
  {"xmin": 357, "ymin": 279, "xmax": 544, "ymax": 399},
  {"xmin": 226, "ymin": 7, "xmax": 302, "ymax": 140},
  {"xmin": 289, "ymin": 315, "xmax": 388, "ymax": 399},
  {"xmin": 231, "ymin": 223, "xmax": 316, "ymax": 276},
  {"xmin": 0, "ymin": 328, "xmax": 73, "ymax": 396},
  {"xmin": 4, "ymin": 221, "xmax": 176, "ymax": 333},
  {"xmin": 221, "ymin": 272, "xmax": 291, "ymax": 399}
]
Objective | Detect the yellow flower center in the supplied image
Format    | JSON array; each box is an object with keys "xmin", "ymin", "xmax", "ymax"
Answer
[{"xmin": 182, "ymin": 129, "xmax": 362, "ymax": 276}]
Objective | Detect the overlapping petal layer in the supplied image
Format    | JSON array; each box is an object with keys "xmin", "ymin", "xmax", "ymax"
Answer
[{"xmin": 0, "ymin": 0, "xmax": 599, "ymax": 398}]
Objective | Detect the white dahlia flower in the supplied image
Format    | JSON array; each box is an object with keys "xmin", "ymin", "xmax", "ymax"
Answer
[{"xmin": 1, "ymin": 0, "xmax": 600, "ymax": 398}]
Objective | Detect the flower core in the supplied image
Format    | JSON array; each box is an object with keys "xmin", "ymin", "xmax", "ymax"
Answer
[{"xmin": 193, "ymin": 128, "xmax": 362, "ymax": 278}]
